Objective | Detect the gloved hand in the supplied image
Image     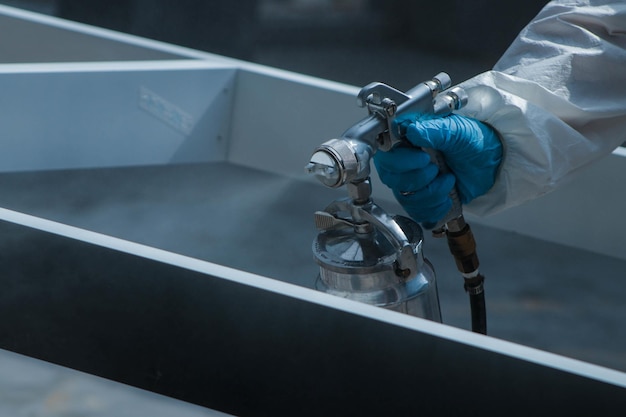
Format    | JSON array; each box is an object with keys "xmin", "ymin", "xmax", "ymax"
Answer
[{"xmin": 374, "ymin": 114, "xmax": 502, "ymax": 228}]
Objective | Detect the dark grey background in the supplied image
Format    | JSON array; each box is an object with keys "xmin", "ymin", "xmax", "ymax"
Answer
[{"xmin": 2, "ymin": 0, "xmax": 549, "ymax": 88}]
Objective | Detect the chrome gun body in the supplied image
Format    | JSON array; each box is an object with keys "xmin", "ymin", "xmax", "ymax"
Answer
[
  {"xmin": 306, "ymin": 73, "xmax": 488, "ymax": 333},
  {"xmin": 306, "ymin": 73, "xmax": 467, "ymax": 196},
  {"xmin": 305, "ymin": 73, "xmax": 468, "ymax": 321}
]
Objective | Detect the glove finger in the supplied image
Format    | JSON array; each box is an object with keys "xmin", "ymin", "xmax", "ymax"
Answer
[
  {"xmin": 391, "ymin": 113, "xmax": 421, "ymax": 136},
  {"xmin": 406, "ymin": 115, "xmax": 483, "ymax": 154},
  {"xmin": 376, "ymin": 163, "xmax": 438, "ymax": 192},
  {"xmin": 393, "ymin": 173, "xmax": 455, "ymax": 207},
  {"xmin": 373, "ymin": 146, "xmax": 431, "ymax": 172},
  {"xmin": 404, "ymin": 116, "xmax": 465, "ymax": 152},
  {"xmin": 404, "ymin": 121, "xmax": 437, "ymax": 149},
  {"xmin": 400, "ymin": 197, "xmax": 452, "ymax": 228}
]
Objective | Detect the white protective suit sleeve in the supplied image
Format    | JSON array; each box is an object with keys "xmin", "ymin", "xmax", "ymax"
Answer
[{"xmin": 458, "ymin": 0, "xmax": 626, "ymax": 216}]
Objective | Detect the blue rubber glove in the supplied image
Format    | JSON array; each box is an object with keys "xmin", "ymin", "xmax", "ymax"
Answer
[{"xmin": 374, "ymin": 114, "xmax": 502, "ymax": 228}]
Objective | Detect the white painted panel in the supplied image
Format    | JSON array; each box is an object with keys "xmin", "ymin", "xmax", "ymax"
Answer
[{"xmin": 0, "ymin": 62, "xmax": 236, "ymax": 171}]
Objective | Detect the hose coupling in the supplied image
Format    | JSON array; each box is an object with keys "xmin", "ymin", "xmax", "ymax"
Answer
[
  {"xmin": 463, "ymin": 274, "xmax": 485, "ymax": 295},
  {"xmin": 445, "ymin": 222, "xmax": 480, "ymax": 276}
]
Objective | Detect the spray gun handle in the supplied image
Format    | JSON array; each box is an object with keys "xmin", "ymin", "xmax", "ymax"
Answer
[
  {"xmin": 428, "ymin": 86, "xmax": 468, "ymax": 232},
  {"xmin": 423, "ymin": 148, "xmax": 464, "ymax": 233},
  {"xmin": 399, "ymin": 85, "xmax": 469, "ymax": 232}
]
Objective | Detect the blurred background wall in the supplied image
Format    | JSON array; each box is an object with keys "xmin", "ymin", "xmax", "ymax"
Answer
[{"xmin": 2, "ymin": 0, "xmax": 548, "ymax": 88}]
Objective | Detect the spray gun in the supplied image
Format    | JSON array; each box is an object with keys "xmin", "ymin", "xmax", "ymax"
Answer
[{"xmin": 306, "ymin": 73, "xmax": 487, "ymax": 334}]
